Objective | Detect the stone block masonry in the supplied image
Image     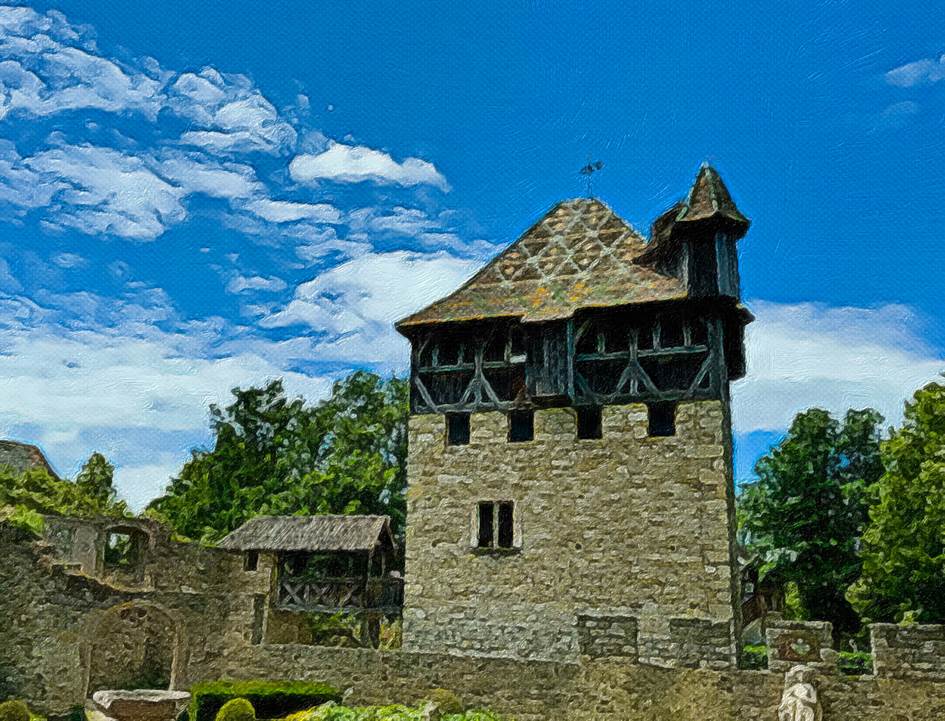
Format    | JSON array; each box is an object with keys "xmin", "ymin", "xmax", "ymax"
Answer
[
  {"xmin": 766, "ymin": 619, "xmax": 835, "ymax": 673},
  {"xmin": 872, "ymin": 624, "xmax": 945, "ymax": 680},
  {"xmin": 403, "ymin": 400, "xmax": 741, "ymax": 667}
]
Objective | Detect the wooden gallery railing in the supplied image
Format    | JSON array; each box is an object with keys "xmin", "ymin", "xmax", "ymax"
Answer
[{"xmin": 277, "ymin": 575, "xmax": 404, "ymax": 615}]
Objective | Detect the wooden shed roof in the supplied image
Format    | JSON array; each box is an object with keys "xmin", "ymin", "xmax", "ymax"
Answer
[
  {"xmin": 396, "ymin": 165, "xmax": 747, "ymax": 330},
  {"xmin": 219, "ymin": 515, "xmax": 393, "ymax": 553}
]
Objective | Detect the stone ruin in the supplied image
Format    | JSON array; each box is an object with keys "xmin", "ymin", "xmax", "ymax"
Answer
[{"xmin": 4, "ymin": 167, "xmax": 945, "ymax": 720}]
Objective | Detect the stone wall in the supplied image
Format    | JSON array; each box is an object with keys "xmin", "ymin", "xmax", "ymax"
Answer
[
  {"xmin": 765, "ymin": 619, "xmax": 835, "ymax": 673},
  {"xmin": 207, "ymin": 641, "xmax": 945, "ymax": 721},
  {"xmin": 0, "ymin": 520, "xmax": 271, "ymax": 718},
  {"xmin": 9, "ymin": 518, "xmax": 945, "ymax": 720},
  {"xmin": 403, "ymin": 401, "xmax": 741, "ymax": 667},
  {"xmin": 872, "ymin": 624, "xmax": 945, "ymax": 680}
]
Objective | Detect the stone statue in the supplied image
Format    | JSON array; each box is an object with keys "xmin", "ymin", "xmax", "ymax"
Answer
[{"xmin": 777, "ymin": 665, "xmax": 822, "ymax": 721}]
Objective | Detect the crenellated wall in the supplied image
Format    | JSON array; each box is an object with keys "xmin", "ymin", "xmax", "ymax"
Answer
[
  {"xmin": 403, "ymin": 401, "xmax": 741, "ymax": 668},
  {"xmin": 7, "ymin": 518, "xmax": 945, "ymax": 720}
]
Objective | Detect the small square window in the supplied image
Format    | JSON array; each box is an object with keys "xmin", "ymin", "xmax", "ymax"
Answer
[
  {"xmin": 475, "ymin": 500, "xmax": 516, "ymax": 550},
  {"xmin": 244, "ymin": 550, "xmax": 259, "ymax": 572},
  {"xmin": 576, "ymin": 406, "xmax": 603, "ymax": 439},
  {"xmin": 647, "ymin": 401, "xmax": 677, "ymax": 437},
  {"xmin": 508, "ymin": 410, "xmax": 534, "ymax": 443},
  {"xmin": 446, "ymin": 413, "xmax": 470, "ymax": 446}
]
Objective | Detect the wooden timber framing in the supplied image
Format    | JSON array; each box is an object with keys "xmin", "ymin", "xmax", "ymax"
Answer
[{"xmin": 405, "ymin": 300, "xmax": 747, "ymax": 414}]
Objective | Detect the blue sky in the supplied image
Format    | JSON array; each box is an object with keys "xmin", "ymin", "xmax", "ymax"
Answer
[{"xmin": 0, "ymin": 1, "xmax": 942, "ymax": 508}]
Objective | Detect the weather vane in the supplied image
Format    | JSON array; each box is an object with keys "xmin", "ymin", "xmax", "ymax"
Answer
[{"xmin": 579, "ymin": 160, "xmax": 604, "ymax": 197}]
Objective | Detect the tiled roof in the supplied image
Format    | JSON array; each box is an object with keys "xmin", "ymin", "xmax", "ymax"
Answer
[
  {"xmin": 397, "ymin": 198, "xmax": 686, "ymax": 327},
  {"xmin": 219, "ymin": 515, "xmax": 393, "ymax": 552},
  {"xmin": 0, "ymin": 440, "xmax": 59, "ymax": 479},
  {"xmin": 396, "ymin": 165, "xmax": 748, "ymax": 329},
  {"xmin": 675, "ymin": 164, "xmax": 749, "ymax": 227}
]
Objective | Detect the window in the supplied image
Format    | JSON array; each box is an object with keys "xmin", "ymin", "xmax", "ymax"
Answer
[
  {"xmin": 659, "ymin": 314, "xmax": 685, "ymax": 349},
  {"xmin": 508, "ymin": 410, "xmax": 534, "ymax": 442},
  {"xmin": 103, "ymin": 528, "xmax": 146, "ymax": 568},
  {"xmin": 476, "ymin": 501, "xmax": 516, "ymax": 550},
  {"xmin": 446, "ymin": 412, "xmax": 471, "ymax": 446},
  {"xmin": 497, "ymin": 502, "xmax": 514, "ymax": 548},
  {"xmin": 244, "ymin": 550, "xmax": 259, "ymax": 572},
  {"xmin": 647, "ymin": 401, "xmax": 677, "ymax": 437},
  {"xmin": 477, "ymin": 502, "xmax": 494, "ymax": 547},
  {"xmin": 577, "ymin": 406, "xmax": 603, "ymax": 439}
]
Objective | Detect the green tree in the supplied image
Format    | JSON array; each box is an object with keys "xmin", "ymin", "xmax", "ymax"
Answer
[
  {"xmin": 739, "ymin": 407, "xmax": 884, "ymax": 635},
  {"xmin": 849, "ymin": 381, "xmax": 945, "ymax": 623},
  {"xmin": 0, "ymin": 464, "xmax": 128, "ymax": 524},
  {"xmin": 75, "ymin": 451, "xmax": 117, "ymax": 505},
  {"xmin": 148, "ymin": 371, "xmax": 408, "ymax": 543}
]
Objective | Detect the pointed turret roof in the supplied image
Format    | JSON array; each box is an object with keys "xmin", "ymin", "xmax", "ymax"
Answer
[
  {"xmin": 674, "ymin": 163, "xmax": 749, "ymax": 228},
  {"xmin": 396, "ymin": 198, "xmax": 687, "ymax": 328}
]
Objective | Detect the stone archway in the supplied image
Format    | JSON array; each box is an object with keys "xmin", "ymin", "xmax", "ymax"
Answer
[{"xmin": 85, "ymin": 602, "xmax": 180, "ymax": 694}]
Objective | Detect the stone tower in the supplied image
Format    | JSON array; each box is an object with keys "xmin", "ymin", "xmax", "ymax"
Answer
[{"xmin": 395, "ymin": 165, "xmax": 751, "ymax": 668}]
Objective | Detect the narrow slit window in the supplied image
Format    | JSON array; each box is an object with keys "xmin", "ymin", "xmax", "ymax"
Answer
[
  {"xmin": 577, "ymin": 406, "xmax": 603, "ymax": 439},
  {"xmin": 510, "ymin": 326, "xmax": 527, "ymax": 362},
  {"xmin": 477, "ymin": 502, "xmax": 495, "ymax": 548},
  {"xmin": 446, "ymin": 413, "xmax": 471, "ymax": 446},
  {"xmin": 497, "ymin": 502, "xmax": 515, "ymax": 548},
  {"xmin": 508, "ymin": 410, "xmax": 534, "ymax": 442},
  {"xmin": 244, "ymin": 550, "xmax": 259, "ymax": 572},
  {"xmin": 647, "ymin": 401, "xmax": 677, "ymax": 437}
]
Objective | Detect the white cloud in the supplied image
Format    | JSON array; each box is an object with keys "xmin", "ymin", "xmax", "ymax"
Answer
[
  {"xmin": 263, "ymin": 250, "xmax": 479, "ymax": 365},
  {"xmin": 885, "ymin": 54, "xmax": 945, "ymax": 87},
  {"xmin": 246, "ymin": 198, "xmax": 341, "ymax": 224},
  {"xmin": 0, "ymin": 139, "xmax": 56, "ymax": 213},
  {"xmin": 0, "ymin": 7, "xmax": 165, "ymax": 120},
  {"xmin": 349, "ymin": 205, "xmax": 439, "ymax": 236},
  {"xmin": 178, "ymin": 96, "xmax": 297, "ymax": 155},
  {"xmin": 290, "ymin": 142, "xmax": 449, "ymax": 191},
  {"xmin": 113, "ymin": 456, "xmax": 183, "ymax": 512},
  {"xmin": 26, "ymin": 144, "xmax": 187, "ymax": 240},
  {"xmin": 0, "ymin": 287, "xmax": 334, "ymax": 506},
  {"xmin": 226, "ymin": 274, "xmax": 288, "ymax": 294},
  {"xmin": 732, "ymin": 301, "xmax": 944, "ymax": 433},
  {"xmin": 51, "ymin": 251, "xmax": 86, "ymax": 268},
  {"xmin": 157, "ymin": 153, "xmax": 260, "ymax": 200}
]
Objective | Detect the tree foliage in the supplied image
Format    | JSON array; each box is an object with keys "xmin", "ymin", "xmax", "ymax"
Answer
[
  {"xmin": 148, "ymin": 371, "xmax": 408, "ymax": 543},
  {"xmin": 849, "ymin": 381, "xmax": 945, "ymax": 623},
  {"xmin": 738, "ymin": 407, "xmax": 884, "ymax": 635},
  {"xmin": 75, "ymin": 451, "xmax": 117, "ymax": 505},
  {"xmin": 0, "ymin": 453, "xmax": 127, "ymax": 526}
]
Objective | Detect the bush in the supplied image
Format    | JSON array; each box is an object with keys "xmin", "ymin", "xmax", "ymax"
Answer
[
  {"xmin": 739, "ymin": 644, "xmax": 768, "ymax": 670},
  {"xmin": 0, "ymin": 700, "xmax": 30, "ymax": 721},
  {"xmin": 215, "ymin": 698, "xmax": 255, "ymax": 721},
  {"xmin": 424, "ymin": 690, "xmax": 462, "ymax": 715},
  {"xmin": 838, "ymin": 651, "xmax": 873, "ymax": 676},
  {"xmin": 190, "ymin": 680, "xmax": 340, "ymax": 721}
]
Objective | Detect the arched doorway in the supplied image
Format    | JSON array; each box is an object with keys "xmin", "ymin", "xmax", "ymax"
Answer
[{"xmin": 86, "ymin": 603, "xmax": 179, "ymax": 694}]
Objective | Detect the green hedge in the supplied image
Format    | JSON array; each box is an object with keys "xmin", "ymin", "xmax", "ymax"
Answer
[
  {"xmin": 189, "ymin": 680, "xmax": 340, "ymax": 721},
  {"xmin": 838, "ymin": 651, "xmax": 873, "ymax": 676},
  {"xmin": 739, "ymin": 644, "xmax": 768, "ymax": 670}
]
